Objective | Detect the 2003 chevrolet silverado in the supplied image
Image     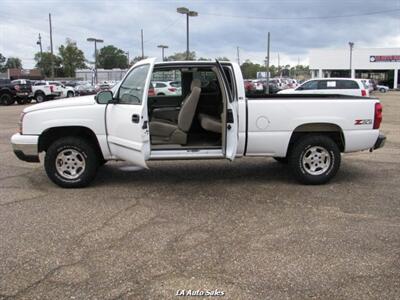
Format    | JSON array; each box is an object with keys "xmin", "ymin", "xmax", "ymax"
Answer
[{"xmin": 11, "ymin": 58, "xmax": 385, "ymax": 188}]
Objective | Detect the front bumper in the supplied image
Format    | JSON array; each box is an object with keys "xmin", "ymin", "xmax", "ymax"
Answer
[
  {"xmin": 373, "ymin": 133, "xmax": 386, "ymax": 150},
  {"xmin": 11, "ymin": 133, "xmax": 40, "ymax": 162}
]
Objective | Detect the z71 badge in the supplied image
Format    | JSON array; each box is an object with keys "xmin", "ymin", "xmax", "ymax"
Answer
[{"xmin": 355, "ymin": 119, "xmax": 373, "ymax": 125}]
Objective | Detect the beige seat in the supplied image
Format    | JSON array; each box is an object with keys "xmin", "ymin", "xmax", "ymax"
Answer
[
  {"xmin": 150, "ymin": 79, "xmax": 201, "ymax": 145},
  {"xmin": 198, "ymin": 113, "xmax": 222, "ymax": 133}
]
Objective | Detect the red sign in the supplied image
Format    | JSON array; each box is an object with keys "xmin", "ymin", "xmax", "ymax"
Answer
[{"xmin": 370, "ymin": 55, "xmax": 400, "ymax": 62}]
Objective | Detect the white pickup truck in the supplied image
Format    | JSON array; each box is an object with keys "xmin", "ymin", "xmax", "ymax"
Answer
[
  {"xmin": 32, "ymin": 81, "xmax": 75, "ymax": 102},
  {"xmin": 11, "ymin": 58, "xmax": 385, "ymax": 188}
]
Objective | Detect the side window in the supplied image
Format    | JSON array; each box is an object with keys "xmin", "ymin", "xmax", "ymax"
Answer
[
  {"xmin": 337, "ymin": 80, "xmax": 359, "ymax": 89},
  {"xmin": 300, "ymin": 80, "xmax": 318, "ymax": 90},
  {"xmin": 118, "ymin": 64, "xmax": 150, "ymax": 105},
  {"xmin": 151, "ymin": 70, "xmax": 182, "ymax": 97},
  {"xmin": 319, "ymin": 80, "xmax": 337, "ymax": 89},
  {"xmin": 193, "ymin": 71, "xmax": 219, "ymax": 94}
]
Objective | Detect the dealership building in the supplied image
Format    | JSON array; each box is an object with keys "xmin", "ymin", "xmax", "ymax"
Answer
[{"xmin": 309, "ymin": 48, "xmax": 400, "ymax": 89}]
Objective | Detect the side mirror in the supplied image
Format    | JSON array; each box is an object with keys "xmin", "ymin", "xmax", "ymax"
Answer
[{"xmin": 95, "ymin": 90, "xmax": 114, "ymax": 104}]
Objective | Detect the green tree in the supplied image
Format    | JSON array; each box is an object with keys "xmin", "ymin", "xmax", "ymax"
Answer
[
  {"xmin": 34, "ymin": 52, "xmax": 62, "ymax": 77},
  {"xmin": 130, "ymin": 55, "xmax": 148, "ymax": 65},
  {"xmin": 58, "ymin": 38, "xmax": 86, "ymax": 77},
  {"xmin": 166, "ymin": 51, "xmax": 196, "ymax": 61},
  {"xmin": 216, "ymin": 56, "xmax": 230, "ymax": 61},
  {"xmin": 240, "ymin": 60, "xmax": 266, "ymax": 79},
  {"xmin": 197, "ymin": 57, "xmax": 211, "ymax": 61},
  {"xmin": 0, "ymin": 53, "xmax": 7, "ymax": 72},
  {"xmin": 97, "ymin": 45, "xmax": 128, "ymax": 69},
  {"xmin": 5, "ymin": 57, "xmax": 22, "ymax": 69}
]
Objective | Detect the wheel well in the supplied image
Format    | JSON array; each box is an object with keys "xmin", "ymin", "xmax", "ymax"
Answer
[
  {"xmin": 287, "ymin": 123, "xmax": 345, "ymax": 154},
  {"xmin": 38, "ymin": 126, "xmax": 104, "ymax": 160}
]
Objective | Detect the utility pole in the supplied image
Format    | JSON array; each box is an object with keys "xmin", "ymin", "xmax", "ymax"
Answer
[
  {"xmin": 278, "ymin": 53, "xmax": 280, "ymax": 77},
  {"xmin": 49, "ymin": 13, "xmax": 54, "ymax": 79},
  {"xmin": 36, "ymin": 33, "xmax": 43, "ymax": 77},
  {"xmin": 236, "ymin": 46, "xmax": 240, "ymax": 66},
  {"xmin": 266, "ymin": 32, "xmax": 270, "ymax": 94},
  {"xmin": 141, "ymin": 29, "xmax": 144, "ymax": 59}
]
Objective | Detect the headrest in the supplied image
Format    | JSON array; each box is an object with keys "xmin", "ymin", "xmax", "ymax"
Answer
[{"xmin": 191, "ymin": 79, "xmax": 201, "ymax": 91}]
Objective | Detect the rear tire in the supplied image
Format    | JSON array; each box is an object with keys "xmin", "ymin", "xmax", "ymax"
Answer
[
  {"xmin": 379, "ymin": 88, "xmax": 387, "ymax": 93},
  {"xmin": 44, "ymin": 137, "xmax": 99, "ymax": 188},
  {"xmin": 35, "ymin": 92, "xmax": 46, "ymax": 103},
  {"xmin": 0, "ymin": 93, "xmax": 15, "ymax": 105},
  {"xmin": 289, "ymin": 135, "xmax": 341, "ymax": 185}
]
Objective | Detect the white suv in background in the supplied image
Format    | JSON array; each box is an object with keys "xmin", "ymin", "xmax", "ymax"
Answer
[
  {"xmin": 32, "ymin": 81, "xmax": 75, "ymax": 102},
  {"xmin": 278, "ymin": 78, "xmax": 369, "ymax": 97},
  {"xmin": 152, "ymin": 81, "xmax": 181, "ymax": 96}
]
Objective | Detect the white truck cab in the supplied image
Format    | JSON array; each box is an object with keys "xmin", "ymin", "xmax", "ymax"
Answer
[{"xmin": 11, "ymin": 59, "xmax": 385, "ymax": 188}]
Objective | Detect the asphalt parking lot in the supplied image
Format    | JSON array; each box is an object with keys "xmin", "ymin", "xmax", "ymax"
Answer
[{"xmin": 1, "ymin": 92, "xmax": 399, "ymax": 299}]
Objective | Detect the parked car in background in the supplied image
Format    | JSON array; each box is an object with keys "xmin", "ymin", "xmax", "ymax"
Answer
[
  {"xmin": 376, "ymin": 84, "xmax": 389, "ymax": 93},
  {"xmin": 74, "ymin": 83, "xmax": 97, "ymax": 96},
  {"xmin": 32, "ymin": 81, "xmax": 75, "ymax": 102},
  {"xmin": 10, "ymin": 79, "xmax": 33, "ymax": 104},
  {"xmin": 361, "ymin": 79, "xmax": 374, "ymax": 93},
  {"xmin": 270, "ymin": 78, "xmax": 287, "ymax": 89},
  {"xmin": 0, "ymin": 79, "xmax": 32, "ymax": 105},
  {"xmin": 95, "ymin": 83, "xmax": 111, "ymax": 92},
  {"xmin": 152, "ymin": 81, "xmax": 182, "ymax": 96},
  {"xmin": 278, "ymin": 78, "xmax": 369, "ymax": 97}
]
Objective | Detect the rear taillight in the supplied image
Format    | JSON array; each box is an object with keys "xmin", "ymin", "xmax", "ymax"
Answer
[
  {"xmin": 50, "ymin": 85, "xmax": 54, "ymax": 93},
  {"xmin": 373, "ymin": 102, "xmax": 382, "ymax": 129},
  {"xmin": 168, "ymin": 87, "xmax": 176, "ymax": 92},
  {"xmin": 361, "ymin": 89, "xmax": 367, "ymax": 97}
]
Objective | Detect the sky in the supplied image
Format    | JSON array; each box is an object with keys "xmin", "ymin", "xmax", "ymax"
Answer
[{"xmin": 0, "ymin": 0, "xmax": 399, "ymax": 69}]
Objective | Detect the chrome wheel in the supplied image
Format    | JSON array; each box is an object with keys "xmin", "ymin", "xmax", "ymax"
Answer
[
  {"xmin": 301, "ymin": 146, "xmax": 331, "ymax": 176},
  {"xmin": 55, "ymin": 149, "xmax": 86, "ymax": 179}
]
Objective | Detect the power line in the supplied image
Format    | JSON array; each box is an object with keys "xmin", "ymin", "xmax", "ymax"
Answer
[{"xmin": 201, "ymin": 8, "xmax": 400, "ymax": 20}]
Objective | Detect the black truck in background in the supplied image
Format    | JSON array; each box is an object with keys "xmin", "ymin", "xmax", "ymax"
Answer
[{"xmin": 0, "ymin": 79, "xmax": 32, "ymax": 105}]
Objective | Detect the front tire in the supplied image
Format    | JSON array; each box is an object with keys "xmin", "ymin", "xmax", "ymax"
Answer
[
  {"xmin": 44, "ymin": 137, "xmax": 99, "ymax": 188},
  {"xmin": 67, "ymin": 91, "xmax": 74, "ymax": 98},
  {"xmin": 289, "ymin": 135, "xmax": 341, "ymax": 185},
  {"xmin": 0, "ymin": 93, "xmax": 15, "ymax": 105},
  {"xmin": 379, "ymin": 88, "xmax": 387, "ymax": 93}
]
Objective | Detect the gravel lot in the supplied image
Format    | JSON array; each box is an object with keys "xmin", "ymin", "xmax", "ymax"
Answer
[{"xmin": 1, "ymin": 92, "xmax": 399, "ymax": 299}]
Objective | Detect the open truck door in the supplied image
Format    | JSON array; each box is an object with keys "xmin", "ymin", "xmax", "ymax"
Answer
[
  {"xmin": 216, "ymin": 60, "xmax": 238, "ymax": 161},
  {"xmin": 106, "ymin": 58, "xmax": 156, "ymax": 168}
]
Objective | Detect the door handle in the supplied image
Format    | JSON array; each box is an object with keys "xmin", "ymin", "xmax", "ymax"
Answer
[
  {"xmin": 132, "ymin": 114, "xmax": 140, "ymax": 123},
  {"xmin": 227, "ymin": 109, "xmax": 234, "ymax": 123}
]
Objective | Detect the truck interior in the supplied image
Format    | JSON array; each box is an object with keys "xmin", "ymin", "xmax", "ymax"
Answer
[{"xmin": 148, "ymin": 64, "xmax": 228, "ymax": 150}]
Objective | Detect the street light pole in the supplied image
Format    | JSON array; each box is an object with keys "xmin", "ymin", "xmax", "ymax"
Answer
[
  {"xmin": 349, "ymin": 42, "xmax": 354, "ymax": 78},
  {"xmin": 177, "ymin": 7, "xmax": 198, "ymax": 60},
  {"xmin": 266, "ymin": 32, "xmax": 270, "ymax": 94},
  {"xmin": 157, "ymin": 45, "xmax": 168, "ymax": 61},
  {"xmin": 87, "ymin": 37, "xmax": 104, "ymax": 84}
]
